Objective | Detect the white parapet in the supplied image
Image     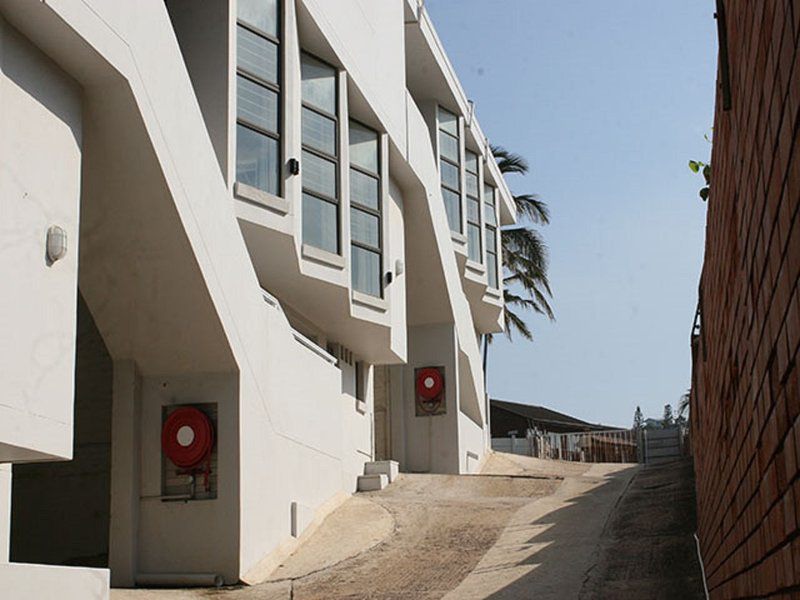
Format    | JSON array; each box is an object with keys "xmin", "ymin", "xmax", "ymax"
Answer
[{"xmin": 0, "ymin": 563, "xmax": 109, "ymax": 600}]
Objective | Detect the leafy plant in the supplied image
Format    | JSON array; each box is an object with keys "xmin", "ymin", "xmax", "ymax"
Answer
[{"xmin": 689, "ymin": 159, "xmax": 711, "ymax": 202}]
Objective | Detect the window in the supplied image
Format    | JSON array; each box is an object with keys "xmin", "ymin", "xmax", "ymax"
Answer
[
  {"xmin": 484, "ymin": 183, "xmax": 499, "ymax": 288},
  {"xmin": 350, "ymin": 121, "xmax": 382, "ymax": 297},
  {"xmin": 236, "ymin": 0, "xmax": 281, "ymax": 195},
  {"xmin": 302, "ymin": 54, "xmax": 339, "ymax": 253},
  {"xmin": 465, "ymin": 151, "xmax": 481, "ymax": 262},
  {"xmin": 438, "ymin": 107, "xmax": 461, "ymax": 232}
]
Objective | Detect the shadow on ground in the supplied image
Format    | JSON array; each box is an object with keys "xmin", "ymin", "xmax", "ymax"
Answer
[{"xmin": 473, "ymin": 458, "xmax": 704, "ymax": 600}]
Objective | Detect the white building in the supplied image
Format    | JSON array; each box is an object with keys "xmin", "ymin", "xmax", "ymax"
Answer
[{"xmin": 0, "ymin": 0, "xmax": 516, "ymax": 596}]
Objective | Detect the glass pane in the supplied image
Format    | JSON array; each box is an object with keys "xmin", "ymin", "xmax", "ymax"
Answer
[
  {"xmin": 438, "ymin": 107, "xmax": 458, "ymax": 136},
  {"xmin": 465, "ymin": 151, "xmax": 479, "ymax": 174},
  {"xmin": 466, "ymin": 172, "xmax": 479, "ymax": 198},
  {"xmin": 238, "ymin": 0, "xmax": 278, "ymax": 37},
  {"xmin": 237, "ymin": 124, "xmax": 279, "ymax": 194},
  {"xmin": 468, "ymin": 223, "xmax": 482, "ymax": 262},
  {"xmin": 302, "ymin": 150, "xmax": 337, "ymax": 198},
  {"xmin": 484, "ymin": 202, "xmax": 497, "ymax": 226},
  {"xmin": 486, "ymin": 227, "xmax": 497, "ymax": 252},
  {"xmin": 439, "ymin": 131, "xmax": 459, "ymax": 163},
  {"xmin": 442, "ymin": 187, "xmax": 461, "ymax": 232},
  {"xmin": 301, "ymin": 54, "xmax": 336, "ymax": 114},
  {"xmin": 467, "ymin": 197, "xmax": 480, "ymax": 224},
  {"xmin": 352, "ymin": 246, "xmax": 381, "ymax": 297},
  {"xmin": 351, "ymin": 207, "xmax": 379, "ymax": 248},
  {"xmin": 350, "ymin": 121, "xmax": 379, "ymax": 173},
  {"xmin": 302, "ymin": 108, "xmax": 336, "ymax": 155},
  {"xmin": 487, "ymin": 256, "xmax": 498, "ymax": 289},
  {"xmin": 483, "ymin": 183, "xmax": 495, "ymax": 203},
  {"xmin": 303, "ymin": 194, "xmax": 338, "ymax": 253},
  {"xmin": 440, "ymin": 160, "xmax": 460, "ymax": 190},
  {"xmin": 237, "ymin": 26, "xmax": 278, "ymax": 84},
  {"xmin": 237, "ymin": 75, "xmax": 278, "ymax": 133},
  {"xmin": 350, "ymin": 168, "xmax": 379, "ymax": 210}
]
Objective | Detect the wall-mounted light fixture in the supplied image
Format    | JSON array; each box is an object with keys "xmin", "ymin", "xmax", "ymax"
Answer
[
  {"xmin": 46, "ymin": 225, "xmax": 67, "ymax": 262},
  {"xmin": 395, "ymin": 259, "xmax": 405, "ymax": 276},
  {"xmin": 288, "ymin": 158, "xmax": 300, "ymax": 176}
]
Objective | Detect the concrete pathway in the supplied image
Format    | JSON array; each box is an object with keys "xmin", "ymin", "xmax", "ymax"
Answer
[
  {"xmin": 444, "ymin": 458, "xmax": 638, "ymax": 599},
  {"xmin": 113, "ymin": 454, "xmax": 704, "ymax": 599},
  {"xmin": 579, "ymin": 458, "xmax": 705, "ymax": 599}
]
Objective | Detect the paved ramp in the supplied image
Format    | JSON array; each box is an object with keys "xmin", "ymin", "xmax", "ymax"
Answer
[{"xmin": 112, "ymin": 455, "xmax": 703, "ymax": 599}]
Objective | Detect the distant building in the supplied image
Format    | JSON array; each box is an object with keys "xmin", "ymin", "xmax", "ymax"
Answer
[{"xmin": 490, "ymin": 399, "xmax": 612, "ymax": 437}]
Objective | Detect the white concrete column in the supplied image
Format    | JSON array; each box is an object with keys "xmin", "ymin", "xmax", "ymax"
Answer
[{"xmin": 108, "ymin": 361, "xmax": 141, "ymax": 587}]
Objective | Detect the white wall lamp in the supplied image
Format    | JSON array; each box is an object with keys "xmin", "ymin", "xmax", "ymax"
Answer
[{"xmin": 46, "ymin": 225, "xmax": 68, "ymax": 263}]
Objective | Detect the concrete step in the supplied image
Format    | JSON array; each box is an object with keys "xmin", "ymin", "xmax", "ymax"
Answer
[
  {"xmin": 357, "ymin": 473, "xmax": 388, "ymax": 492},
  {"xmin": 364, "ymin": 460, "xmax": 399, "ymax": 483}
]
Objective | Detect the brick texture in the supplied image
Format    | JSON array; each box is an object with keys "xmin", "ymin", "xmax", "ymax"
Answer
[{"xmin": 691, "ymin": 2, "xmax": 800, "ymax": 597}]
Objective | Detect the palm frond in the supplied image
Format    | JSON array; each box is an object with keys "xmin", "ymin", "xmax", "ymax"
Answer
[
  {"xmin": 503, "ymin": 306, "xmax": 533, "ymax": 340},
  {"xmin": 514, "ymin": 193, "xmax": 550, "ymax": 225},
  {"xmin": 491, "ymin": 145, "xmax": 529, "ymax": 176}
]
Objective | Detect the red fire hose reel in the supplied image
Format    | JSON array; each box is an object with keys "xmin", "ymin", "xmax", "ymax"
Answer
[
  {"xmin": 161, "ymin": 406, "xmax": 214, "ymax": 491},
  {"xmin": 416, "ymin": 367, "xmax": 444, "ymax": 399},
  {"xmin": 415, "ymin": 367, "xmax": 446, "ymax": 416}
]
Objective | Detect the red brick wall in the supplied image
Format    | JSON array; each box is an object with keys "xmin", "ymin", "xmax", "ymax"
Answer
[{"xmin": 691, "ymin": 2, "xmax": 800, "ymax": 597}]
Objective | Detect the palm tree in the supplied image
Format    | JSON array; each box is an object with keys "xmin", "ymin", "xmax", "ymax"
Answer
[{"xmin": 482, "ymin": 146, "xmax": 554, "ymax": 385}]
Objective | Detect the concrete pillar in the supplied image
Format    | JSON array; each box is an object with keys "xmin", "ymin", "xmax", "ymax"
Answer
[
  {"xmin": 108, "ymin": 361, "xmax": 141, "ymax": 587},
  {"xmin": 402, "ymin": 324, "xmax": 459, "ymax": 473}
]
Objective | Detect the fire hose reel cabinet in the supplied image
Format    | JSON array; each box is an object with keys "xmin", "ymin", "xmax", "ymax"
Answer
[
  {"xmin": 161, "ymin": 404, "xmax": 217, "ymax": 499},
  {"xmin": 415, "ymin": 367, "xmax": 446, "ymax": 416}
]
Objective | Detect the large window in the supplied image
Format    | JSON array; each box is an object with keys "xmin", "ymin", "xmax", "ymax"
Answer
[
  {"xmin": 301, "ymin": 53, "xmax": 339, "ymax": 253},
  {"xmin": 236, "ymin": 0, "xmax": 280, "ymax": 195},
  {"xmin": 349, "ymin": 121, "xmax": 382, "ymax": 297},
  {"xmin": 484, "ymin": 183, "xmax": 499, "ymax": 289},
  {"xmin": 438, "ymin": 107, "xmax": 461, "ymax": 233},
  {"xmin": 465, "ymin": 151, "xmax": 481, "ymax": 262}
]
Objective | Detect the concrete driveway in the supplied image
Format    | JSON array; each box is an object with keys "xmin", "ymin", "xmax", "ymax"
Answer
[{"xmin": 113, "ymin": 454, "xmax": 701, "ymax": 599}]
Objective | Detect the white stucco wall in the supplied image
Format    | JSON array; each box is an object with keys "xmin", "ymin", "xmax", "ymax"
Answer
[
  {"xmin": 0, "ymin": 15, "xmax": 82, "ymax": 462},
  {"xmin": 136, "ymin": 373, "xmax": 240, "ymax": 583},
  {"xmin": 237, "ymin": 301, "xmax": 373, "ymax": 581}
]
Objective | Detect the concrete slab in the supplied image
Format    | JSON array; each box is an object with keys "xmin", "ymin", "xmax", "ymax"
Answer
[{"xmin": 1, "ymin": 562, "xmax": 109, "ymax": 600}]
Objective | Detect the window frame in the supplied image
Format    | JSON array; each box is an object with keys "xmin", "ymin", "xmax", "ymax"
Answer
[
  {"xmin": 465, "ymin": 150, "xmax": 482, "ymax": 263},
  {"xmin": 349, "ymin": 119, "xmax": 383, "ymax": 298},
  {"xmin": 484, "ymin": 183, "xmax": 499, "ymax": 289},
  {"xmin": 437, "ymin": 106, "xmax": 462, "ymax": 233},
  {"xmin": 301, "ymin": 51, "xmax": 341, "ymax": 254},
  {"xmin": 235, "ymin": 2, "xmax": 282, "ymax": 196}
]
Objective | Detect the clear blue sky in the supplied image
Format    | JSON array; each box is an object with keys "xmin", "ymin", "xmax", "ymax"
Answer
[{"xmin": 424, "ymin": 1, "xmax": 718, "ymax": 428}]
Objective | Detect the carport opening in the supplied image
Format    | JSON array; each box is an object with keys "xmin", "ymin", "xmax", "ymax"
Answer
[{"xmin": 10, "ymin": 292, "xmax": 113, "ymax": 568}]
